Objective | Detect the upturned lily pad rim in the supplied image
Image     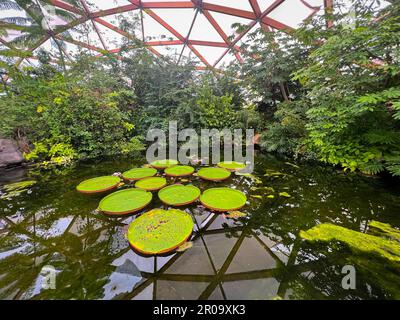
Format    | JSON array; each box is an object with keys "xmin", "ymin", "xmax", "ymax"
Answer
[
  {"xmin": 122, "ymin": 167, "xmax": 158, "ymax": 181},
  {"xmin": 164, "ymin": 165, "xmax": 195, "ymax": 177},
  {"xmin": 197, "ymin": 167, "xmax": 231, "ymax": 181},
  {"xmin": 135, "ymin": 177, "xmax": 167, "ymax": 191},
  {"xmin": 98, "ymin": 188, "xmax": 153, "ymax": 215},
  {"xmin": 150, "ymin": 159, "xmax": 179, "ymax": 169},
  {"xmin": 158, "ymin": 184, "xmax": 201, "ymax": 206},
  {"xmin": 217, "ymin": 161, "xmax": 247, "ymax": 171},
  {"xmin": 76, "ymin": 176, "xmax": 121, "ymax": 194},
  {"xmin": 128, "ymin": 209, "xmax": 194, "ymax": 255},
  {"xmin": 200, "ymin": 187, "xmax": 247, "ymax": 212}
]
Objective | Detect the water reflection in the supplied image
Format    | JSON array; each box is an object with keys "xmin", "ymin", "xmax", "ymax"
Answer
[{"xmin": 0, "ymin": 153, "xmax": 400, "ymax": 299}]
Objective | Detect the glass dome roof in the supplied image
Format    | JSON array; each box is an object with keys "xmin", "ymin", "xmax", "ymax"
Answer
[{"xmin": 0, "ymin": 0, "xmax": 330, "ymax": 69}]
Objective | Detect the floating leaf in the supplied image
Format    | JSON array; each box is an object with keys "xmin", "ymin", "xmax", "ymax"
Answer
[
  {"xmin": 135, "ymin": 177, "xmax": 167, "ymax": 191},
  {"xmin": 158, "ymin": 184, "xmax": 200, "ymax": 206},
  {"xmin": 176, "ymin": 241, "xmax": 193, "ymax": 252},
  {"xmin": 251, "ymin": 195, "xmax": 262, "ymax": 199},
  {"xmin": 150, "ymin": 159, "xmax": 179, "ymax": 169},
  {"xmin": 200, "ymin": 188, "xmax": 247, "ymax": 212},
  {"xmin": 197, "ymin": 167, "xmax": 231, "ymax": 181},
  {"xmin": 217, "ymin": 161, "xmax": 246, "ymax": 171},
  {"xmin": 98, "ymin": 188, "xmax": 152, "ymax": 215},
  {"xmin": 165, "ymin": 165, "xmax": 195, "ymax": 177},
  {"xmin": 267, "ymin": 195, "xmax": 275, "ymax": 199},
  {"xmin": 127, "ymin": 208, "xmax": 194, "ymax": 255},
  {"xmin": 122, "ymin": 167, "xmax": 157, "ymax": 181},
  {"xmin": 225, "ymin": 211, "xmax": 247, "ymax": 219},
  {"xmin": 180, "ymin": 179, "xmax": 189, "ymax": 183},
  {"xmin": 77, "ymin": 176, "xmax": 121, "ymax": 194},
  {"xmin": 279, "ymin": 192, "xmax": 291, "ymax": 198}
]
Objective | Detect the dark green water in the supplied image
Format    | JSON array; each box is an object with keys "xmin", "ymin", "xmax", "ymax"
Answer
[{"xmin": 1, "ymin": 152, "xmax": 400, "ymax": 300}]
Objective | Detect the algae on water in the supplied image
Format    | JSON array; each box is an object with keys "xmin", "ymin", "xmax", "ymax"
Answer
[{"xmin": 300, "ymin": 221, "xmax": 400, "ymax": 263}]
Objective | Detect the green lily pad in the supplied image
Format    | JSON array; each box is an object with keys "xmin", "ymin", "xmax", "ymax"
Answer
[
  {"xmin": 150, "ymin": 159, "xmax": 179, "ymax": 169},
  {"xmin": 127, "ymin": 208, "xmax": 194, "ymax": 255},
  {"xmin": 77, "ymin": 176, "xmax": 121, "ymax": 194},
  {"xmin": 217, "ymin": 161, "xmax": 246, "ymax": 171},
  {"xmin": 98, "ymin": 188, "xmax": 152, "ymax": 215},
  {"xmin": 122, "ymin": 167, "xmax": 158, "ymax": 181},
  {"xmin": 158, "ymin": 184, "xmax": 201, "ymax": 206},
  {"xmin": 164, "ymin": 165, "xmax": 195, "ymax": 177},
  {"xmin": 135, "ymin": 177, "xmax": 167, "ymax": 191},
  {"xmin": 279, "ymin": 192, "xmax": 291, "ymax": 198},
  {"xmin": 200, "ymin": 187, "xmax": 247, "ymax": 212},
  {"xmin": 197, "ymin": 167, "xmax": 231, "ymax": 181}
]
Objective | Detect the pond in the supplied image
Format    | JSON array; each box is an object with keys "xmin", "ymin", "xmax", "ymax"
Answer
[{"xmin": 1, "ymin": 152, "xmax": 400, "ymax": 300}]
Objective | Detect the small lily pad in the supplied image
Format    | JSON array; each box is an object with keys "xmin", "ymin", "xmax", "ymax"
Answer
[
  {"xmin": 150, "ymin": 159, "xmax": 179, "ymax": 169},
  {"xmin": 217, "ymin": 161, "xmax": 246, "ymax": 171},
  {"xmin": 77, "ymin": 176, "xmax": 121, "ymax": 194},
  {"xmin": 98, "ymin": 188, "xmax": 152, "ymax": 215},
  {"xmin": 200, "ymin": 188, "xmax": 247, "ymax": 212},
  {"xmin": 127, "ymin": 208, "xmax": 194, "ymax": 255},
  {"xmin": 251, "ymin": 195, "xmax": 263, "ymax": 199},
  {"xmin": 165, "ymin": 165, "xmax": 195, "ymax": 177},
  {"xmin": 135, "ymin": 177, "xmax": 167, "ymax": 191},
  {"xmin": 122, "ymin": 167, "xmax": 158, "ymax": 181},
  {"xmin": 158, "ymin": 184, "xmax": 201, "ymax": 206},
  {"xmin": 197, "ymin": 167, "xmax": 231, "ymax": 182}
]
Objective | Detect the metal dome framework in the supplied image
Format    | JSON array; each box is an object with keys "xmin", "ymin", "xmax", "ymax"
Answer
[{"xmin": 1, "ymin": 0, "xmax": 334, "ymax": 69}]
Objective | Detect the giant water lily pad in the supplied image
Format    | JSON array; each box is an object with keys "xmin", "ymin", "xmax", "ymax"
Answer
[
  {"xmin": 158, "ymin": 184, "xmax": 200, "ymax": 206},
  {"xmin": 150, "ymin": 159, "xmax": 179, "ymax": 169},
  {"xmin": 127, "ymin": 208, "xmax": 194, "ymax": 255},
  {"xmin": 135, "ymin": 177, "xmax": 167, "ymax": 191},
  {"xmin": 164, "ymin": 165, "xmax": 194, "ymax": 177},
  {"xmin": 197, "ymin": 167, "xmax": 231, "ymax": 181},
  {"xmin": 77, "ymin": 176, "xmax": 121, "ymax": 194},
  {"xmin": 200, "ymin": 188, "xmax": 247, "ymax": 211},
  {"xmin": 122, "ymin": 167, "xmax": 157, "ymax": 181},
  {"xmin": 217, "ymin": 161, "xmax": 246, "ymax": 171},
  {"xmin": 98, "ymin": 188, "xmax": 152, "ymax": 215}
]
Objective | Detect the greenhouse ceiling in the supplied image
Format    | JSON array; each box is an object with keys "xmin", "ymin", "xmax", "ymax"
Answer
[{"xmin": 0, "ymin": 0, "xmax": 332, "ymax": 69}]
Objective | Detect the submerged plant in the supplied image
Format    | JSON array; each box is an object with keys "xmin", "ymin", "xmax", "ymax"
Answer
[
  {"xmin": 76, "ymin": 176, "xmax": 121, "ymax": 194},
  {"xmin": 200, "ymin": 187, "xmax": 247, "ymax": 212},
  {"xmin": 127, "ymin": 208, "xmax": 194, "ymax": 255},
  {"xmin": 0, "ymin": 180, "xmax": 36, "ymax": 200},
  {"xmin": 98, "ymin": 188, "xmax": 152, "ymax": 215}
]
